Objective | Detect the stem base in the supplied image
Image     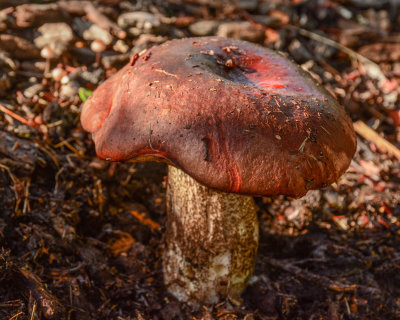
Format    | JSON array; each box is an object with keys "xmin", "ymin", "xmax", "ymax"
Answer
[{"xmin": 163, "ymin": 166, "xmax": 259, "ymax": 305}]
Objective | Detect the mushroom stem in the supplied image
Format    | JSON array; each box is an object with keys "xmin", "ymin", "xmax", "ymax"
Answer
[{"xmin": 164, "ymin": 165, "xmax": 259, "ymax": 305}]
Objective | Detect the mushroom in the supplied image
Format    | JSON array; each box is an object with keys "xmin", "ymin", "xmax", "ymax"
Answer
[
  {"xmin": 40, "ymin": 46, "xmax": 55, "ymax": 78},
  {"xmin": 51, "ymin": 66, "xmax": 66, "ymax": 92},
  {"xmin": 81, "ymin": 37, "xmax": 356, "ymax": 305},
  {"xmin": 90, "ymin": 39, "xmax": 106, "ymax": 66}
]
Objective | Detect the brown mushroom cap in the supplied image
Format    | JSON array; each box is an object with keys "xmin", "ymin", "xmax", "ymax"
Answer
[
  {"xmin": 40, "ymin": 46, "xmax": 55, "ymax": 59},
  {"xmin": 90, "ymin": 39, "xmax": 106, "ymax": 53},
  {"xmin": 81, "ymin": 36, "xmax": 356, "ymax": 197}
]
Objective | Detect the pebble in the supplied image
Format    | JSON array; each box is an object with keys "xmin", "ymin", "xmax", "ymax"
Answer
[
  {"xmin": 23, "ymin": 83, "xmax": 43, "ymax": 99},
  {"xmin": 134, "ymin": 34, "xmax": 166, "ymax": 53},
  {"xmin": 323, "ymin": 190, "xmax": 345, "ymax": 208},
  {"xmin": 80, "ymin": 68, "xmax": 104, "ymax": 85},
  {"xmin": 118, "ymin": 11, "xmax": 160, "ymax": 32},
  {"xmin": 251, "ymin": 15, "xmax": 280, "ymax": 27},
  {"xmin": 189, "ymin": 20, "xmax": 219, "ymax": 36},
  {"xmin": 113, "ymin": 40, "xmax": 129, "ymax": 53},
  {"xmin": 233, "ymin": 0, "xmax": 258, "ymax": 11},
  {"xmin": 0, "ymin": 51, "xmax": 16, "ymax": 70},
  {"xmin": 217, "ymin": 21, "xmax": 264, "ymax": 42},
  {"xmin": 60, "ymin": 80, "xmax": 80, "ymax": 99},
  {"xmin": 34, "ymin": 23, "xmax": 74, "ymax": 57},
  {"xmin": 72, "ymin": 18, "xmax": 113, "ymax": 45},
  {"xmin": 383, "ymin": 91, "xmax": 398, "ymax": 108}
]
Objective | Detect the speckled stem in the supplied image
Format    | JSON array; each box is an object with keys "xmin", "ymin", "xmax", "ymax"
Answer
[{"xmin": 163, "ymin": 165, "xmax": 259, "ymax": 305}]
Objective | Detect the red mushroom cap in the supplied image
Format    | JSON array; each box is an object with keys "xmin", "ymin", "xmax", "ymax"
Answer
[{"xmin": 81, "ymin": 37, "xmax": 356, "ymax": 197}]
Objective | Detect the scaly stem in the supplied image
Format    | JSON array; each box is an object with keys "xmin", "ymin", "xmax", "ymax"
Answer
[{"xmin": 163, "ymin": 165, "xmax": 259, "ymax": 305}]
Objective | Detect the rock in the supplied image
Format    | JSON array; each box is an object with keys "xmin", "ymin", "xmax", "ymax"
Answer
[
  {"xmin": 126, "ymin": 27, "xmax": 141, "ymax": 37},
  {"xmin": 117, "ymin": 11, "xmax": 160, "ymax": 32},
  {"xmin": 80, "ymin": 68, "xmax": 104, "ymax": 85},
  {"xmin": 34, "ymin": 23, "xmax": 73, "ymax": 57},
  {"xmin": 0, "ymin": 34, "xmax": 40, "ymax": 60},
  {"xmin": 73, "ymin": 18, "xmax": 113, "ymax": 45},
  {"xmin": 23, "ymin": 83, "xmax": 43, "ymax": 99},
  {"xmin": 233, "ymin": 0, "xmax": 258, "ymax": 11},
  {"xmin": 216, "ymin": 21, "xmax": 264, "ymax": 42},
  {"xmin": 189, "ymin": 20, "xmax": 219, "ymax": 36},
  {"xmin": 297, "ymin": 190, "xmax": 322, "ymax": 209},
  {"xmin": 14, "ymin": 3, "xmax": 69, "ymax": 28},
  {"xmin": 60, "ymin": 80, "xmax": 80, "ymax": 99},
  {"xmin": 113, "ymin": 40, "xmax": 129, "ymax": 54},
  {"xmin": 133, "ymin": 34, "xmax": 166, "ymax": 53},
  {"xmin": 102, "ymin": 53, "xmax": 130, "ymax": 69},
  {"xmin": 0, "ymin": 51, "xmax": 16, "ymax": 70},
  {"xmin": 383, "ymin": 91, "xmax": 398, "ymax": 107},
  {"xmin": 251, "ymin": 15, "xmax": 281, "ymax": 27},
  {"xmin": 323, "ymin": 190, "xmax": 345, "ymax": 208}
]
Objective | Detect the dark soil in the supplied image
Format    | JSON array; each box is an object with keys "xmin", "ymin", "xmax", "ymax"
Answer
[{"xmin": 0, "ymin": 1, "xmax": 399, "ymax": 319}]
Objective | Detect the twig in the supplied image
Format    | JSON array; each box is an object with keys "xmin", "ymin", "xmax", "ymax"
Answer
[
  {"xmin": 267, "ymin": 258, "xmax": 381, "ymax": 296},
  {"xmin": 29, "ymin": 301, "xmax": 36, "ymax": 320},
  {"xmin": 0, "ymin": 103, "xmax": 36, "ymax": 128},
  {"xmin": 353, "ymin": 120, "xmax": 400, "ymax": 160},
  {"xmin": 53, "ymin": 167, "xmax": 65, "ymax": 195},
  {"xmin": 129, "ymin": 210, "xmax": 161, "ymax": 232},
  {"xmin": 286, "ymin": 26, "xmax": 387, "ymax": 83},
  {"xmin": 7, "ymin": 312, "xmax": 23, "ymax": 320}
]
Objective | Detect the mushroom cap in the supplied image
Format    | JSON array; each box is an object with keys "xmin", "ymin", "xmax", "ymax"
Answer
[
  {"xmin": 81, "ymin": 37, "xmax": 356, "ymax": 197},
  {"xmin": 51, "ymin": 67, "xmax": 65, "ymax": 82},
  {"xmin": 40, "ymin": 46, "xmax": 55, "ymax": 59},
  {"xmin": 90, "ymin": 39, "xmax": 106, "ymax": 53}
]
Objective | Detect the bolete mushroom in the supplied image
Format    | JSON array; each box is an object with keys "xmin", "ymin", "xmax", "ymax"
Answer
[{"xmin": 81, "ymin": 37, "xmax": 356, "ymax": 305}]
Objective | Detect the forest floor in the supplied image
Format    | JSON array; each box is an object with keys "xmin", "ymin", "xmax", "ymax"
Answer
[{"xmin": 0, "ymin": 0, "xmax": 400, "ymax": 319}]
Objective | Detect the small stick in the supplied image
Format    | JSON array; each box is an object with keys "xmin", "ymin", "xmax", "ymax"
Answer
[
  {"xmin": 353, "ymin": 120, "xmax": 400, "ymax": 160},
  {"xmin": 0, "ymin": 103, "xmax": 36, "ymax": 128},
  {"xmin": 129, "ymin": 210, "xmax": 161, "ymax": 232},
  {"xmin": 7, "ymin": 311, "xmax": 23, "ymax": 320},
  {"xmin": 287, "ymin": 26, "xmax": 387, "ymax": 83}
]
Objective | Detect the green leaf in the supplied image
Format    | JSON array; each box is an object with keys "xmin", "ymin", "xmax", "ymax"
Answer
[{"xmin": 79, "ymin": 87, "xmax": 93, "ymax": 102}]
